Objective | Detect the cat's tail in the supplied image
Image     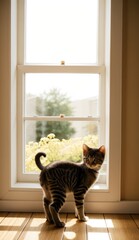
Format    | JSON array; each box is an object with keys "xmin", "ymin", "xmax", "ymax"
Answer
[{"xmin": 35, "ymin": 152, "xmax": 46, "ymax": 170}]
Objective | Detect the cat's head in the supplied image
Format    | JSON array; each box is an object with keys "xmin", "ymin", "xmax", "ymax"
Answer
[{"xmin": 83, "ymin": 144, "xmax": 105, "ymax": 171}]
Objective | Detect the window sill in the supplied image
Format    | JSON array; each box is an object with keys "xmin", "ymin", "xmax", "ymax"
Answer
[
  {"xmin": 11, "ymin": 182, "xmax": 41, "ymax": 191},
  {"xmin": 11, "ymin": 182, "xmax": 108, "ymax": 191}
]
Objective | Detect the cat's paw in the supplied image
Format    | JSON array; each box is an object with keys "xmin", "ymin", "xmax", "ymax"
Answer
[
  {"xmin": 56, "ymin": 221, "xmax": 65, "ymax": 228},
  {"xmin": 79, "ymin": 216, "xmax": 89, "ymax": 222}
]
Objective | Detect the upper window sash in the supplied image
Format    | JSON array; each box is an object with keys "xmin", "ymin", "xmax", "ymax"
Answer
[{"xmin": 17, "ymin": 0, "xmax": 105, "ymax": 66}]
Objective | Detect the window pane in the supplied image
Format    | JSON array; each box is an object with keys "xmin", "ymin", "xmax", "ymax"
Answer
[
  {"xmin": 25, "ymin": 0, "xmax": 98, "ymax": 64},
  {"xmin": 25, "ymin": 73, "xmax": 99, "ymax": 117},
  {"xmin": 25, "ymin": 120, "xmax": 99, "ymax": 173}
]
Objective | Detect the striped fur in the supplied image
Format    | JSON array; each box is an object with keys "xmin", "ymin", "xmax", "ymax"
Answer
[{"xmin": 35, "ymin": 144, "xmax": 105, "ymax": 227}]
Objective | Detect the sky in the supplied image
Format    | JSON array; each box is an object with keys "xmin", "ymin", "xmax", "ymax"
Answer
[
  {"xmin": 25, "ymin": 0, "xmax": 99, "ymax": 100},
  {"xmin": 25, "ymin": 73, "xmax": 99, "ymax": 101}
]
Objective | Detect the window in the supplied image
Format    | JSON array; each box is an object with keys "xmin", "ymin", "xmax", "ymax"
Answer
[
  {"xmin": 9, "ymin": 0, "xmax": 122, "ymax": 207},
  {"xmin": 17, "ymin": 0, "xmax": 106, "ymax": 187}
]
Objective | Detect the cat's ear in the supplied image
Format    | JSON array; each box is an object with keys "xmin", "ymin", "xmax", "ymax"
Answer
[
  {"xmin": 83, "ymin": 144, "xmax": 89, "ymax": 156},
  {"xmin": 99, "ymin": 145, "xmax": 105, "ymax": 156}
]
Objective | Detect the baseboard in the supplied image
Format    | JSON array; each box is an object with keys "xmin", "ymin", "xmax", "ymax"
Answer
[{"xmin": 0, "ymin": 200, "xmax": 139, "ymax": 213}]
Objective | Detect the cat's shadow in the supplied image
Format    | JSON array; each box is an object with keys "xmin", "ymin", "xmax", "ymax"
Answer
[
  {"xmin": 38, "ymin": 218, "xmax": 80, "ymax": 239},
  {"xmin": 38, "ymin": 220, "xmax": 65, "ymax": 239}
]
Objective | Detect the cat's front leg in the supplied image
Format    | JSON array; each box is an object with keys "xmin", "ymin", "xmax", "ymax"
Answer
[
  {"xmin": 75, "ymin": 206, "xmax": 78, "ymax": 218},
  {"xmin": 76, "ymin": 205, "xmax": 88, "ymax": 222},
  {"xmin": 74, "ymin": 193, "xmax": 88, "ymax": 222}
]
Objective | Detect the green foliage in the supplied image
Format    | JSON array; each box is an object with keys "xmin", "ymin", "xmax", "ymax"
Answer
[
  {"xmin": 25, "ymin": 133, "xmax": 98, "ymax": 173},
  {"xmin": 35, "ymin": 89, "xmax": 76, "ymax": 141}
]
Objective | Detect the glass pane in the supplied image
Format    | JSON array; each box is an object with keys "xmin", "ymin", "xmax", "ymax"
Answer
[
  {"xmin": 25, "ymin": 0, "xmax": 98, "ymax": 64},
  {"xmin": 25, "ymin": 73, "xmax": 99, "ymax": 117},
  {"xmin": 25, "ymin": 120, "xmax": 99, "ymax": 173}
]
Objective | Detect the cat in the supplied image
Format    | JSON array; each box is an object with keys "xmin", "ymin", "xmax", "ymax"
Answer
[{"xmin": 35, "ymin": 144, "xmax": 105, "ymax": 227}]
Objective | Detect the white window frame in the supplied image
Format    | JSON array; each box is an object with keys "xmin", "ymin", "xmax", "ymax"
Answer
[
  {"xmin": 17, "ymin": 0, "xmax": 106, "ymax": 184},
  {"xmin": 8, "ymin": 0, "xmax": 122, "ymax": 211}
]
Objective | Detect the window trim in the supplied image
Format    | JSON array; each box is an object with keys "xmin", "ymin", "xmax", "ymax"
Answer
[
  {"xmin": 9, "ymin": 0, "xmax": 122, "ymax": 205},
  {"xmin": 17, "ymin": 0, "xmax": 107, "ymax": 187}
]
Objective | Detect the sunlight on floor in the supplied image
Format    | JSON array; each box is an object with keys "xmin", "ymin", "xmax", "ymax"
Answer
[
  {"xmin": 86, "ymin": 217, "xmax": 114, "ymax": 228},
  {"xmin": 63, "ymin": 231, "xmax": 76, "ymax": 239},
  {"xmin": 86, "ymin": 218, "xmax": 105, "ymax": 228},
  {"xmin": 23, "ymin": 231, "xmax": 40, "ymax": 240},
  {"xmin": 0, "ymin": 214, "xmax": 31, "ymax": 240},
  {"xmin": 1, "ymin": 213, "xmax": 139, "ymax": 240},
  {"xmin": 29, "ymin": 217, "xmax": 44, "ymax": 227},
  {"xmin": 88, "ymin": 232, "xmax": 110, "ymax": 240},
  {"xmin": 86, "ymin": 217, "xmax": 114, "ymax": 240},
  {"xmin": 105, "ymin": 219, "xmax": 114, "ymax": 228},
  {"xmin": 1, "ymin": 216, "xmax": 27, "ymax": 227},
  {"xmin": 65, "ymin": 218, "xmax": 77, "ymax": 227},
  {"xmin": 63, "ymin": 216, "xmax": 114, "ymax": 240}
]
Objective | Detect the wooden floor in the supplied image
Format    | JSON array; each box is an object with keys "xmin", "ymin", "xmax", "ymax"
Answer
[{"xmin": 0, "ymin": 212, "xmax": 139, "ymax": 240}]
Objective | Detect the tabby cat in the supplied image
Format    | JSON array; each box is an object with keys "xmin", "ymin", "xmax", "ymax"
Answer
[{"xmin": 35, "ymin": 144, "xmax": 105, "ymax": 227}]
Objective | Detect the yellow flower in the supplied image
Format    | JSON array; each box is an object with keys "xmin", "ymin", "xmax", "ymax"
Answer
[{"xmin": 47, "ymin": 133, "xmax": 55, "ymax": 139}]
